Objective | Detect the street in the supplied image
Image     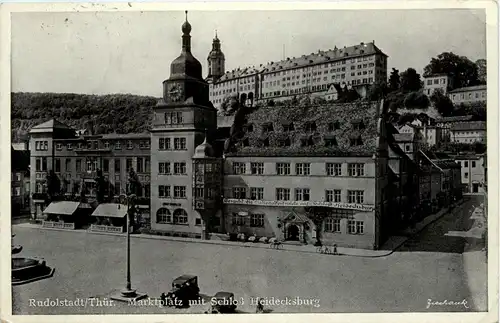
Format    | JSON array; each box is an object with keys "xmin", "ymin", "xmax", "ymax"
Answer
[{"xmin": 11, "ymin": 196, "xmax": 486, "ymax": 314}]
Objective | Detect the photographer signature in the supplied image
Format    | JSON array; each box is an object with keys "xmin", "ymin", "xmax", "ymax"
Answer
[{"xmin": 427, "ymin": 299, "xmax": 470, "ymax": 309}]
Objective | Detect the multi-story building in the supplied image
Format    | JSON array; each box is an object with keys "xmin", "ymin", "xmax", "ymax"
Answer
[
  {"xmin": 450, "ymin": 121, "xmax": 486, "ymax": 144},
  {"xmin": 208, "ymin": 40, "xmax": 388, "ymax": 110},
  {"xmin": 436, "ymin": 115, "xmax": 476, "ymax": 142},
  {"xmin": 221, "ymin": 100, "xmax": 400, "ymax": 250},
  {"xmin": 398, "ymin": 123, "xmax": 443, "ymax": 147},
  {"xmin": 28, "ymin": 119, "xmax": 151, "ymax": 222},
  {"xmin": 11, "ymin": 145, "xmax": 30, "ymax": 215},
  {"xmin": 453, "ymin": 154, "xmax": 486, "ymax": 193},
  {"xmin": 423, "ymin": 74, "xmax": 453, "ymax": 96},
  {"xmin": 448, "ymin": 85, "xmax": 487, "ymax": 105},
  {"xmin": 150, "ymin": 14, "xmax": 220, "ymax": 239}
]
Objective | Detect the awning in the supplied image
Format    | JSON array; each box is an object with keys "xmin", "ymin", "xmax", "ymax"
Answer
[
  {"xmin": 91, "ymin": 203, "xmax": 128, "ymax": 218},
  {"xmin": 43, "ymin": 201, "xmax": 81, "ymax": 216}
]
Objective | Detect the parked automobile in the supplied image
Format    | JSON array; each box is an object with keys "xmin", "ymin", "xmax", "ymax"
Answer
[
  {"xmin": 165, "ymin": 275, "xmax": 200, "ymax": 307},
  {"xmin": 210, "ymin": 291, "xmax": 237, "ymax": 313}
]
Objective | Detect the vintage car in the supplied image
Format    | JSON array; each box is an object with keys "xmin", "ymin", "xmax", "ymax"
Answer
[
  {"xmin": 210, "ymin": 291, "xmax": 237, "ymax": 313},
  {"xmin": 166, "ymin": 275, "xmax": 200, "ymax": 307}
]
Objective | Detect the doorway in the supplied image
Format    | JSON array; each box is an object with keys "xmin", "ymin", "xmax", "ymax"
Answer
[
  {"xmin": 287, "ymin": 224, "xmax": 300, "ymax": 241},
  {"xmin": 472, "ymin": 183, "xmax": 479, "ymax": 193}
]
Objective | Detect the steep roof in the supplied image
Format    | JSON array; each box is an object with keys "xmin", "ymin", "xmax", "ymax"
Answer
[
  {"xmin": 448, "ymin": 85, "xmax": 487, "ymax": 93},
  {"xmin": 217, "ymin": 66, "xmax": 259, "ymax": 82},
  {"xmin": 450, "ymin": 121, "xmax": 486, "ymax": 131},
  {"xmin": 431, "ymin": 159, "xmax": 461, "ymax": 169},
  {"xmin": 226, "ymin": 101, "xmax": 381, "ymax": 157},
  {"xmin": 29, "ymin": 119, "xmax": 74, "ymax": 133}
]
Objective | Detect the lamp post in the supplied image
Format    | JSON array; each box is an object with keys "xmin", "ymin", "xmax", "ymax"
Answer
[{"xmin": 110, "ymin": 193, "xmax": 147, "ymax": 302}]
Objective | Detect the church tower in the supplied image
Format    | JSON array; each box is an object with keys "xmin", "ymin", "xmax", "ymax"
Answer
[
  {"xmin": 206, "ymin": 31, "xmax": 225, "ymax": 83},
  {"xmin": 150, "ymin": 11, "xmax": 218, "ymax": 238}
]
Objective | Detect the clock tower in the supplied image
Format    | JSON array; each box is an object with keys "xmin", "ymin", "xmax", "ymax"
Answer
[{"xmin": 150, "ymin": 11, "xmax": 219, "ymax": 239}]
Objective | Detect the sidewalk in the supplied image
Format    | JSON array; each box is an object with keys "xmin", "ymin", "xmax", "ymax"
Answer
[{"xmin": 14, "ymin": 200, "xmax": 464, "ymax": 258}]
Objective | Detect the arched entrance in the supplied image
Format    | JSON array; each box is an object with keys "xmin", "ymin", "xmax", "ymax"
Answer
[{"xmin": 287, "ymin": 224, "xmax": 300, "ymax": 241}]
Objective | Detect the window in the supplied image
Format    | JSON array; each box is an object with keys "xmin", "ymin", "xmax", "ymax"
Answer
[
  {"xmin": 55, "ymin": 158, "xmax": 61, "ymax": 172},
  {"xmin": 283, "ymin": 123, "xmax": 294, "ymax": 132},
  {"xmin": 250, "ymin": 162, "xmax": 264, "ymax": 175},
  {"xmin": 65, "ymin": 159, "xmax": 71, "ymax": 172},
  {"xmin": 250, "ymin": 187, "xmax": 264, "ymax": 200},
  {"xmin": 76, "ymin": 159, "xmax": 82, "ymax": 172},
  {"xmin": 195, "ymin": 218, "xmax": 202, "ymax": 226},
  {"xmin": 114, "ymin": 159, "xmax": 121, "ymax": 173},
  {"xmin": 464, "ymin": 172, "xmax": 469, "ymax": 179},
  {"xmin": 472, "ymin": 161, "xmax": 476, "ymax": 168},
  {"xmin": 173, "ymin": 186, "xmax": 186, "ymax": 198},
  {"xmin": 158, "ymin": 185, "xmax": 171, "ymax": 198},
  {"xmin": 156, "ymin": 208, "xmax": 171, "ymax": 223},
  {"xmin": 295, "ymin": 163, "xmax": 311, "ymax": 175},
  {"xmin": 115, "ymin": 142, "xmax": 121, "ymax": 150},
  {"xmin": 232, "ymin": 213, "xmax": 246, "ymax": 226},
  {"xmin": 174, "ymin": 138, "xmax": 187, "ymax": 150},
  {"xmin": 276, "ymin": 163, "xmax": 291, "ymax": 175},
  {"xmin": 104, "ymin": 142, "xmax": 110, "ymax": 149},
  {"xmin": 127, "ymin": 141, "xmax": 133, "ymax": 149},
  {"xmin": 348, "ymin": 163, "xmax": 365, "ymax": 176},
  {"xmin": 348, "ymin": 190, "xmax": 364, "ymax": 204},
  {"xmin": 295, "ymin": 188, "xmax": 310, "ymax": 201},
  {"xmin": 233, "ymin": 187, "xmax": 247, "ymax": 199},
  {"xmin": 276, "ymin": 188, "xmax": 290, "ymax": 200},
  {"xmin": 326, "ymin": 189, "xmax": 341, "ymax": 202},
  {"xmin": 232, "ymin": 162, "xmax": 246, "ymax": 174},
  {"xmin": 167, "ymin": 112, "xmax": 184, "ymax": 125},
  {"xmin": 159, "ymin": 162, "xmax": 171, "ymax": 174},
  {"xmin": 325, "ymin": 218, "xmax": 341, "ymax": 232},
  {"xmin": 126, "ymin": 159, "xmax": 133, "ymax": 172},
  {"xmin": 464, "ymin": 161, "xmax": 469, "ymax": 167},
  {"xmin": 67, "ymin": 143, "xmax": 73, "ymax": 150},
  {"xmin": 246, "ymin": 124, "xmax": 254, "ymax": 133},
  {"xmin": 348, "ymin": 220, "xmax": 364, "ymax": 234},
  {"xmin": 328, "ymin": 121, "xmax": 341, "ymax": 131},
  {"xmin": 262, "ymin": 123, "xmax": 274, "ymax": 133},
  {"xmin": 56, "ymin": 143, "xmax": 62, "ymax": 150},
  {"xmin": 114, "ymin": 182, "xmax": 121, "ymax": 195},
  {"xmin": 195, "ymin": 187, "xmax": 204, "ymax": 198},
  {"xmin": 102, "ymin": 159, "xmax": 109, "ymax": 172},
  {"xmin": 173, "ymin": 162, "xmax": 187, "ymax": 175},
  {"xmin": 351, "ymin": 121, "xmax": 365, "ymax": 130},
  {"xmin": 350, "ymin": 136, "xmax": 363, "ymax": 146},
  {"xmin": 405, "ymin": 145, "xmax": 411, "ymax": 152},
  {"xmin": 159, "ymin": 138, "xmax": 171, "ymax": 150},
  {"xmin": 304, "ymin": 122, "xmax": 317, "ymax": 133},
  {"xmin": 326, "ymin": 163, "xmax": 342, "ymax": 176},
  {"xmin": 250, "ymin": 214, "xmax": 265, "ymax": 227}
]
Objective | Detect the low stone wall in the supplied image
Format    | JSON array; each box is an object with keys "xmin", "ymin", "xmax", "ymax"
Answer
[{"xmin": 89, "ymin": 224, "xmax": 124, "ymax": 233}]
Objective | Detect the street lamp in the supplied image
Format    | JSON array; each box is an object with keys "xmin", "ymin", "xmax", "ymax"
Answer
[{"xmin": 110, "ymin": 193, "xmax": 147, "ymax": 302}]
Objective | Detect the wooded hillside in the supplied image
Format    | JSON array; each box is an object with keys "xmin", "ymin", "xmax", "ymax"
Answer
[{"xmin": 11, "ymin": 92, "xmax": 158, "ymax": 142}]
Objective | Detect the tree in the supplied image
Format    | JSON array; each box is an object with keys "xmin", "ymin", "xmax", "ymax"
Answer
[
  {"xmin": 305, "ymin": 206, "xmax": 331, "ymax": 246},
  {"xmin": 366, "ymin": 81, "xmax": 388, "ymax": 101},
  {"xmin": 430, "ymin": 88, "xmax": 455, "ymax": 117},
  {"xmin": 403, "ymin": 91, "xmax": 430, "ymax": 110},
  {"xmin": 423, "ymin": 52, "xmax": 480, "ymax": 89},
  {"xmin": 475, "ymin": 59, "xmax": 486, "ymax": 84},
  {"xmin": 46, "ymin": 170, "xmax": 61, "ymax": 202},
  {"xmin": 400, "ymin": 68, "xmax": 422, "ymax": 92},
  {"xmin": 219, "ymin": 95, "xmax": 240, "ymax": 116},
  {"xmin": 127, "ymin": 168, "xmax": 141, "ymax": 196},
  {"xmin": 94, "ymin": 169, "xmax": 107, "ymax": 204},
  {"xmin": 388, "ymin": 68, "xmax": 400, "ymax": 92}
]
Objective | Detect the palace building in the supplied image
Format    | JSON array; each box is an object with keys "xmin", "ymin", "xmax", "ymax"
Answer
[{"xmin": 206, "ymin": 37, "xmax": 388, "ymax": 110}]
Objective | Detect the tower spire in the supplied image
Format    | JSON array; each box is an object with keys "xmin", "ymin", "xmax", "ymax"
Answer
[{"xmin": 185, "ymin": 10, "xmax": 188, "ymax": 21}]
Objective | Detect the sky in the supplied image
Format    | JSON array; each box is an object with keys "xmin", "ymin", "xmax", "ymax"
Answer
[{"xmin": 11, "ymin": 9, "xmax": 486, "ymax": 97}]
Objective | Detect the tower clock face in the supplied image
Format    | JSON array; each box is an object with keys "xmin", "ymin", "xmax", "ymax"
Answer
[{"xmin": 169, "ymin": 84, "xmax": 183, "ymax": 102}]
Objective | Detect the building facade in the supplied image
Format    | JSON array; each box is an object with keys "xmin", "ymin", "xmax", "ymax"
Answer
[
  {"xmin": 453, "ymin": 154, "xmax": 486, "ymax": 194},
  {"xmin": 423, "ymin": 74, "xmax": 452, "ymax": 96},
  {"xmin": 450, "ymin": 121, "xmax": 486, "ymax": 144},
  {"xmin": 29, "ymin": 120, "xmax": 151, "ymax": 222},
  {"xmin": 208, "ymin": 41, "xmax": 388, "ymax": 110},
  {"xmin": 11, "ymin": 145, "xmax": 30, "ymax": 215},
  {"xmin": 149, "ymin": 13, "xmax": 219, "ymax": 239},
  {"xmin": 448, "ymin": 85, "xmax": 487, "ymax": 105},
  {"xmin": 435, "ymin": 115, "xmax": 476, "ymax": 142}
]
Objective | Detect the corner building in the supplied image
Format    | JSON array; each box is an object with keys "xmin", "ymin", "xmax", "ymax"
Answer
[
  {"xmin": 150, "ymin": 13, "xmax": 220, "ymax": 238},
  {"xmin": 222, "ymin": 101, "xmax": 394, "ymax": 250}
]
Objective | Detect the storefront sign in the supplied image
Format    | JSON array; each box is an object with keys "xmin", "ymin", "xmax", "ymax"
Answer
[{"xmin": 222, "ymin": 199, "xmax": 374, "ymax": 212}]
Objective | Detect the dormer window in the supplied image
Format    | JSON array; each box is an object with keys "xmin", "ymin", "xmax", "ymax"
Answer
[
  {"xmin": 350, "ymin": 136, "xmax": 363, "ymax": 146},
  {"xmin": 115, "ymin": 142, "xmax": 121, "ymax": 150},
  {"xmin": 300, "ymin": 135, "xmax": 314, "ymax": 147},
  {"xmin": 328, "ymin": 121, "xmax": 341, "ymax": 131},
  {"xmin": 324, "ymin": 135, "xmax": 338, "ymax": 147},
  {"xmin": 67, "ymin": 143, "xmax": 73, "ymax": 150},
  {"xmin": 278, "ymin": 137, "xmax": 291, "ymax": 147},
  {"xmin": 352, "ymin": 120, "xmax": 365, "ymax": 130},
  {"xmin": 304, "ymin": 122, "xmax": 317, "ymax": 133},
  {"xmin": 282, "ymin": 122, "xmax": 294, "ymax": 132},
  {"xmin": 104, "ymin": 142, "xmax": 110, "ymax": 149},
  {"xmin": 262, "ymin": 123, "xmax": 274, "ymax": 133}
]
